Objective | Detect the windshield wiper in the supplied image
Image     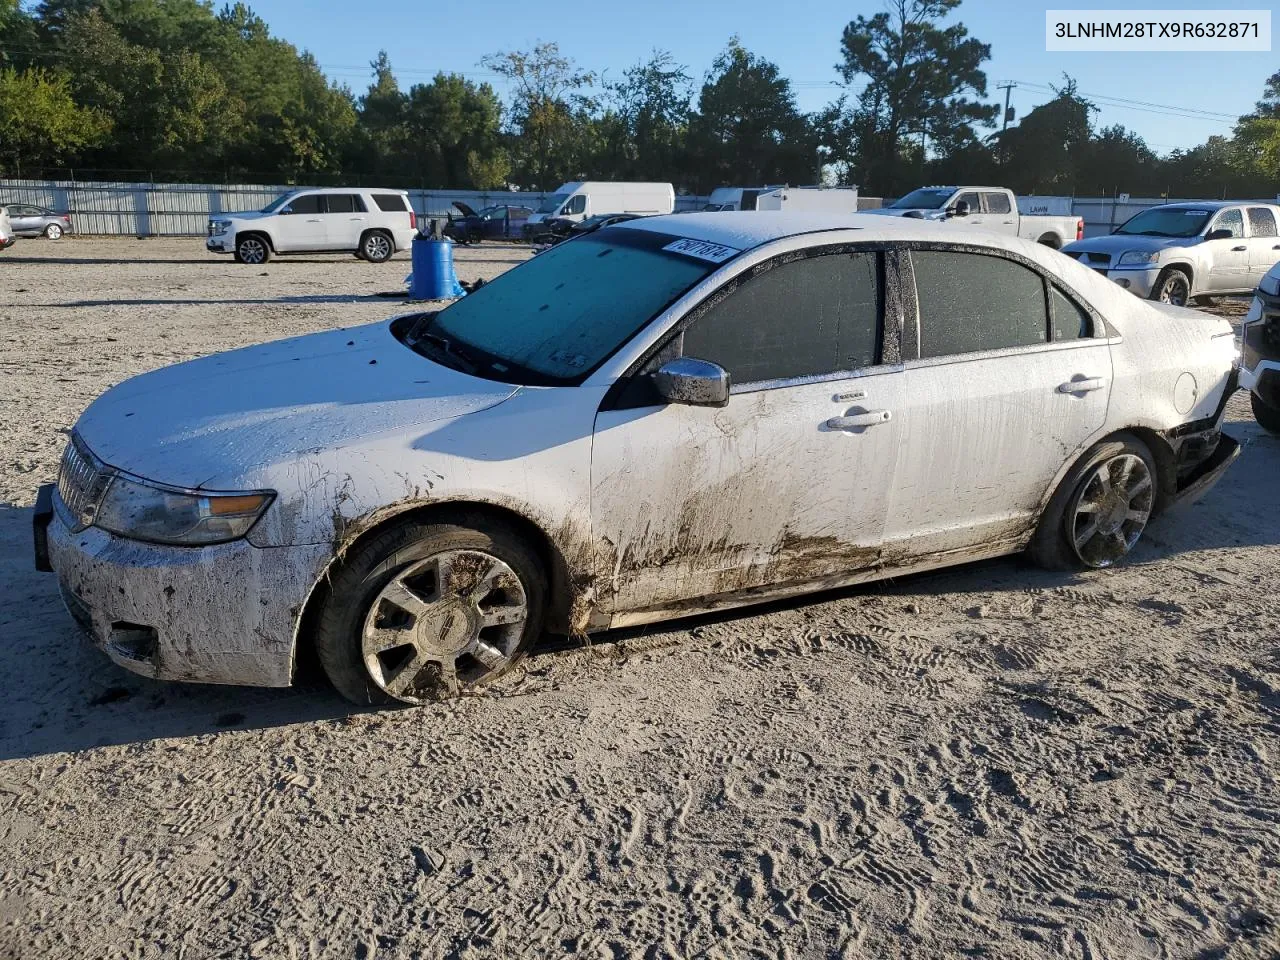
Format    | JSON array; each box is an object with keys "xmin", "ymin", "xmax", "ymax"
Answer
[{"xmin": 405, "ymin": 314, "xmax": 479, "ymax": 373}]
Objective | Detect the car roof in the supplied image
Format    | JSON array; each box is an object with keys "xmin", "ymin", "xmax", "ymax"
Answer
[
  {"xmin": 1152, "ymin": 200, "xmax": 1236, "ymax": 210},
  {"xmin": 286, "ymin": 186, "xmax": 408, "ymax": 194},
  {"xmin": 616, "ymin": 210, "xmax": 992, "ymax": 250}
]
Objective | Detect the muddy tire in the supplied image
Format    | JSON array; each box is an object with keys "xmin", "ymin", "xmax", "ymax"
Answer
[
  {"xmin": 1150, "ymin": 267, "xmax": 1191, "ymax": 307},
  {"xmin": 314, "ymin": 515, "xmax": 546, "ymax": 706},
  {"xmin": 234, "ymin": 233, "xmax": 270, "ymax": 265},
  {"xmin": 1036, "ymin": 233, "xmax": 1061, "ymax": 249},
  {"xmin": 1250, "ymin": 391, "xmax": 1280, "ymax": 434},
  {"xmin": 1193, "ymin": 295, "xmax": 1217, "ymax": 307},
  {"xmin": 1029, "ymin": 434, "xmax": 1158, "ymax": 571},
  {"xmin": 359, "ymin": 229, "xmax": 393, "ymax": 263}
]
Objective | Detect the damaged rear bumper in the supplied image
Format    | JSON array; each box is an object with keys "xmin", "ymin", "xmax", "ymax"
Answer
[
  {"xmin": 41, "ymin": 498, "xmax": 332, "ymax": 687},
  {"xmin": 1167, "ymin": 365, "xmax": 1240, "ymax": 507},
  {"xmin": 1170, "ymin": 433, "xmax": 1239, "ymax": 507}
]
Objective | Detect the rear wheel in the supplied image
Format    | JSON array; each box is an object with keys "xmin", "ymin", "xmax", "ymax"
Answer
[
  {"xmin": 1151, "ymin": 267, "xmax": 1191, "ymax": 307},
  {"xmin": 44, "ymin": 223, "xmax": 64, "ymax": 240},
  {"xmin": 1036, "ymin": 233, "xmax": 1061, "ymax": 249},
  {"xmin": 1029, "ymin": 435, "xmax": 1158, "ymax": 570},
  {"xmin": 314, "ymin": 516, "xmax": 546, "ymax": 705},
  {"xmin": 359, "ymin": 230, "xmax": 393, "ymax": 263},
  {"xmin": 234, "ymin": 233, "xmax": 270, "ymax": 265},
  {"xmin": 1251, "ymin": 391, "xmax": 1280, "ymax": 434}
]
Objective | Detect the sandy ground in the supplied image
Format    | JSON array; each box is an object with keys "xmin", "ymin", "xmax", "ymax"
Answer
[{"xmin": 0, "ymin": 237, "xmax": 1277, "ymax": 960}]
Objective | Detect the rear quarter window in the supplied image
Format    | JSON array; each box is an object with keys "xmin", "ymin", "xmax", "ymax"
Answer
[{"xmin": 373, "ymin": 194, "xmax": 409, "ymax": 212}]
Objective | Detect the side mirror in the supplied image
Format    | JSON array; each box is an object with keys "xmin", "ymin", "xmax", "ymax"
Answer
[
  {"xmin": 280, "ymin": 205, "xmax": 293, "ymax": 215},
  {"xmin": 652, "ymin": 357, "xmax": 730, "ymax": 408},
  {"xmin": 1205, "ymin": 228, "xmax": 1233, "ymax": 242},
  {"xmin": 948, "ymin": 200, "xmax": 971, "ymax": 218}
]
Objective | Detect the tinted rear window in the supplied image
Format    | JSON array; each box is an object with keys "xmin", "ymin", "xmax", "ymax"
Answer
[
  {"xmin": 912, "ymin": 251, "xmax": 1048, "ymax": 358},
  {"xmin": 326, "ymin": 194, "xmax": 366, "ymax": 213},
  {"xmin": 373, "ymin": 194, "xmax": 408, "ymax": 212}
]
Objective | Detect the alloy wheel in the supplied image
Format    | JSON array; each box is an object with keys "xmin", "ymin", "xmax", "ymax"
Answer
[
  {"xmin": 361, "ymin": 549, "xmax": 528, "ymax": 702},
  {"xmin": 1068, "ymin": 453, "xmax": 1154, "ymax": 568},
  {"xmin": 1158, "ymin": 273, "xmax": 1189, "ymax": 307},
  {"xmin": 364, "ymin": 233, "xmax": 392, "ymax": 262},
  {"xmin": 238, "ymin": 237, "xmax": 266, "ymax": 264},
  {"xmin": 45, "ymin": 223, "xmax": 63, "ymax": 240}
]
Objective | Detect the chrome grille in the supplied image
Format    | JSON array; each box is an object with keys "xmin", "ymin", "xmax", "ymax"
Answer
[{"xmin": 57, "ymin": 436, "xmax": 110, "ymax": 529}]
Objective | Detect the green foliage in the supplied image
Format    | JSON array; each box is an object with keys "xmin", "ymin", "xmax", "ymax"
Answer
[{"xmin": 0, "ymin": 67, "xmax": 110, "ymax": 173}]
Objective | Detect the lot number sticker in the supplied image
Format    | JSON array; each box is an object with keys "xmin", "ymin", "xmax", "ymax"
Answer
[{"xmin": 663, "ymin": 238, "xmax": 740, "ymax": 263}]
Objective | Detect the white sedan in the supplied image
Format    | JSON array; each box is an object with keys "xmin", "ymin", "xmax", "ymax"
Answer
[{"xmin": 35, "ymin": 213, "xmax": 1240, "ymax": 705}]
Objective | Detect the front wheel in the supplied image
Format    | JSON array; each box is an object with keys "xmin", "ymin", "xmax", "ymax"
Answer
[
  {"xmin": 1029, "ymin": 435, "xmax": 1158, "ymax": 570},
  {"xmin": 1151, "ymin": 268, "xmax": 1191, "ymax": 307},
  {"xmin": 1251, "ymin": 391, "xmax": 1280, "ymax": 434},
  {"xmin": 314, "ymin": 517, "xmax": 546, "ymax": 705},
  {"xmin": 359, "ymin": 230, "xmax": 393, "ymax": 263},
  {"xmin": 234, "ymin": 233, "xmax": 270, "ymax": 264},
  {"xmin": 44, "ymin": 223, "xmax": 64, "ymax": 240}
]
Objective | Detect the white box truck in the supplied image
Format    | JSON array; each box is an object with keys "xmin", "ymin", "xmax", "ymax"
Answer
[
  {"xmin": 703, "ymin": 186, "xmax": 785, "ymax": 211},
  {"xmin": 754, "ymin": 186, "xmax": 859, "ymax": 213},
  {"xmin": 525, "ymin": 182, "xmax": 675, "ymax": 228}
]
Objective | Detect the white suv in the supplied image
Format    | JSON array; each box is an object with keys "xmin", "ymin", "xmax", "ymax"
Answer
[{"xmin": 206, "ymin": 187, "xmax": 417, "ymax": 264}]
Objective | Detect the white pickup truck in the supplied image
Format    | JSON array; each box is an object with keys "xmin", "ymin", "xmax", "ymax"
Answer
[{"xmin": 866, "ymin": 185, "xmax": 1083, "ymax": 249}]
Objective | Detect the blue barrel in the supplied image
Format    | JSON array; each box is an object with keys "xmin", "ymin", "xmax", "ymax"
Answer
[{"xmin": 410, "ymin": 236, "xmax": 465, "ymax": 300}]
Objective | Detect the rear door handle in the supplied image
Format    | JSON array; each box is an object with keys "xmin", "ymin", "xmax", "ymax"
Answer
[
  {"xmin": 1231, "ymin": 245, "xmax": 1247, "ymax": 251},
  {"xmin": 1058, "ymin": 377, "xmax": 1107, "ymax": 394},
  {"xmin": 305, "ymin": 218, "xmax": 322, "ymax": 222},
  {"xmin": 827, "ymin": 409, "xmax": 892, "ymax": 430}
]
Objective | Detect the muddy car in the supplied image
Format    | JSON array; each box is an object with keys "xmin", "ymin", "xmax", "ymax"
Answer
[{"xmin": 34, "ymin": 214, "xmax": 1240, "ymax": 706}]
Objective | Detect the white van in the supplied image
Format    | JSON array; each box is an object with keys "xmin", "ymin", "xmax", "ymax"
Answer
[
  {"xmin": 754, "ymin": 186, "xmax": 859, "ymax": 213},
  {"xmin": 702, "ymin": 186, "xmax": 784, "ymax": 211},
  {"xmin": 525, "ymin": 182, "xmax": 674, "ymax": 228}
]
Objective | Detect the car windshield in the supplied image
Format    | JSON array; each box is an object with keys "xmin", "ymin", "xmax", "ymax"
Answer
[
  {"xmin": 890, "ymin": 188, "xmax": 954, "ymax": 210},
  {"xmin": 407, "ymin": 228, "xmax": 728, "ymax": 384},
  {"xmin": 537, "ymin": 193, "xmax": 569, "ymax": 214},
  {"xmin": 1115, "ymin": 207, "xmax": 1212, "ymax": 238},
  {"xmin": 260, "ymin": 192, "xmax": 296, "ymax": 214}
]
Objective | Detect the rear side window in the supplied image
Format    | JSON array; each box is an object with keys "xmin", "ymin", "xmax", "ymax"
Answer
[
  {"xmin": 372, "ymin": 194, "xmax": 408, "ymax": 212},
  {"xmin": 912, "ymin": 250, "xmax": 1048, "ymax": 359},
  {"xmin": 325, "ymin": 194, "xmax": 366, "ymax": 213},
  {"xmin": 1050, "ymin": 286, "xmax": 1093, "ymax": 341},
  {"xmin": 681, "ymin": 251, "xmax": 882, "ymax": 386},
  {"xmin": 983, "ymin": 192, "xmax": 1012, "ymax": 214},
  {"xmin": 1248, "ymin": 207, "xmax": 1278, "ymax": 238},
  {"xmin": 285, "ymin": 194, "xmax": 323, "ymax": 215}
]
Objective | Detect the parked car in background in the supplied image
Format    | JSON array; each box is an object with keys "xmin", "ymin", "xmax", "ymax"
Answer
[
  {"xmin": 443, "ymin": 201, "xmax": 534, "ymax": 243},
  {"xmin": 0, "ymin": 207, "xmax": 14, "ymax": 250},
  {"xmin": 866, "ymin": 185, "xmax": 1083, "ymax": 248},
  {"xmin": 3, "ymin": 203, "xmax": 73, "ymax": 239},
  {"xmin": 530, "ymin": 213, "xmax": 645, "ymax": 252},
  {"xmin": 1062, "ymin": 201, "xmax": 1280, "ymax": 306},
  {"xmin": 523, "ymin": 181, "xmax": 674, "ymax": 233},
  {"xmin": 703, "ymin": 186, "xmax": 784, "ymax": 211},
  {"xmin": 36, "ymin": 212, "xmax": 1238, "ymax": 707},
  {"xmin": 206, "ymin": 187, "xmax": 417, "ymax": 264},
  {"xmin": 1240, "ymin": 262, "xmax": 1280, "ymax": 431}
]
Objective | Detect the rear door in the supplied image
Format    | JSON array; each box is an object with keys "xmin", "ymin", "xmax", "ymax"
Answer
[
  {"xmin": 1246, "ymin": 207, "xmax": 1280, "ymax": 287},
  {"xmin": 980, "ymin": 191, "xmax": 1018, "ymax": 235},
  {"xmin": 882, "ymin": 246, "xmax": 1112, "ymax": 561},
  {"xmin": 591, "ymin": 246, "xmax": 905, "ymax": 618},
  {"xmin": 322, "ymin": 193, "xmax": 368, "ymax": 249}
]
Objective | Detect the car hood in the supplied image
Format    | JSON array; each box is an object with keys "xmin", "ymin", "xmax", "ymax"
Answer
[
  {"xmin": 1064, "ymin": 233, "xmax": 1200, "ymax": 255},
  {"xmin": 218, "ymin": 210, "xmax": 272, "ymax": 222},
  {"xmin": 452, "ymin": 201, "xmax": 478, "ymax": 217},
  {"xmin": 75, "ymin": 320, "xmax": 519, "ymax": 489}
]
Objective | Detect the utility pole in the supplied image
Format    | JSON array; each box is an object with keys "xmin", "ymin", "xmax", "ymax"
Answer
[{"xmin": 997, "ymin": 82, "xmax": 1017, "ymax": 165}]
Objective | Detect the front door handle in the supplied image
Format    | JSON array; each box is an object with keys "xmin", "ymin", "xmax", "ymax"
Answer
[
  {"xmin": 1231, "ymin": 245, "xmax": 1247, "ymax": 251},
  {"xmin": 305, "ymin": 218, "xmax": 322, "ymax": 222},
  {"xmin": 1058, "ymin": 377, "xmax": 1107, "ymax": 394},
  {"xmin": 827, "ymin": 409, "xmax": 892, "ymax": 430}
]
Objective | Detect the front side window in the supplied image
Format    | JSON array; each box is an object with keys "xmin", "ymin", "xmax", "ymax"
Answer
[
  {"xmin": 1211, "ymin": 208, "xmax": 1244, "ymax": 239},
  {"xmin": 420, "ymin": 228, "xmax": 722, "ymax": 384},
  {"xmin": 954, "ymin": 192, "xmax": 980, "ymax": 213},
  {"xmin": 537, "ymin": 193, "xmax": 568, "ymax": 214},
  {"xmin": 261, "ymin": 192, "xmax": 295, "ymax": 214},
  {"xmin": 1247, "ymin": 207, "xmax": 1278, "ymax": 238},
  {"xmin": 983, "ymin": 192, "xmax": 1012, "ymax": 214},
  {"xmin": 912, "ymin": 250, "xmax": 1048, "ymax": 359},
  {"xmin": 284, "ymin": 194, "xmax": 323, "ymax": 215},
  {"xmin": 680, "ymin": 251, "xmax": 882, "ymax": 386},
  {"xmin": 564, "ymin": 195, "xmax": 587, "ymax": 215}
]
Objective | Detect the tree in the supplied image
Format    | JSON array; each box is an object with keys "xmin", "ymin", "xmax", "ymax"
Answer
[
  {"xmin": 1235, "ymin": 68, "xmax": 1280, "ymax": 185},
  {"xmin": 403, "ymin": 73, "xmax": 505, "ymax": 187},
  {"xmin": 686, "ymin": 38, "xmax": 816, "ymax": 192},
  {"xmin": 0, "ymin": 67, "xmax": 110, "ymax": 174},
  {"xmin": 481, "ymin": 42, "xmax": 596, "ymax": 188},
  {"xmin": 608, "ymin": 50, "xmax": 691, "ymax": 180},
  {"xmin": 994, "ymin": 77, "xmax": 1093, "ymax": 193},
  {"xmin": 835, "ymin": 0, "xmax": 997, "ymax": 194}
]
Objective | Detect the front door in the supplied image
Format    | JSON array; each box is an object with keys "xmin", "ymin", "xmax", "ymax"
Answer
[
  {"xmin": 1246, "ymin": 207, "xmax": 1280, "ymax": 287},
  {"xmin": 322, "ymin": 192, "xmax": 368, "ymax": 249},
  {"xmin": 274, "ymin": 193, "xmax": 327, "ymax": 251},
  {"xmin": 1205, "ymin": 207, "xmax": 1249, "ymax": 292},
  {"xmin": 591, "ymin": 248, "xmax": 904, "ymax": 620},
  {"xmin": 882, "ymin": 248, "xmax": 1112, "ymax": 560}
]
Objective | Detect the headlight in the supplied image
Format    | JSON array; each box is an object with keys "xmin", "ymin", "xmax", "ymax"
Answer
[
  {"xmin": 210, "ymin": 219, "xmax": 231, "ymax": 235},
  {"xmin": 95, "ymin": 474, "xmax": 273, "ymax": 545},
  {"xmin": 1261, "ymin": 272, "xmax": 1280, "ymax": 297},
  {"xmin": 1117, "ymin": 250, "xmax": 1161, "ymax": 266}
]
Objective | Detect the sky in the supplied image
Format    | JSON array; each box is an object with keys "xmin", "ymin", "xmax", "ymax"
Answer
[{"xmin": 243, "ymin": 0, "xmax": 1274, "ymax": 157}]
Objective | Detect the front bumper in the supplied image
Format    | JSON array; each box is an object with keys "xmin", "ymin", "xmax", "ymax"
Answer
[
  {"xmin": 206, "ymin": 236, "xmax": 233, "ymax": 253},
  {"xmin": 1102, "ymin": 266, "xmax": 1160, "ymax": 299},
  {"xmin": 37, "ymin": 486, "xmax": 332, "ymax": 687}
]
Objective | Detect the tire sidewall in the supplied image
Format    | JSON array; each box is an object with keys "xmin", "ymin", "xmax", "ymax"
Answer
[
  {"xmin": 1251, "ymin": 391, "xmax": 1280, "ymax": 434},
  {"xmin": 361, "ymin": 230, "xmax": 393, "ymax": 263},
  {"xmin": 315, "ymin": 519, "xmax": 546, "ymax": 705},
  {"xmin": 45, "ymin": 223, "xmax": 63, "ymax": 240},
  {"xmin": 235, "ymin": 234, "xmax": 268, "ymax": 265},
  {"xmin": 1153, "ymin": 268, "xmax": 1190, "ymax": 306},
  {"xmin": 1029, "ymin": 433, "xmax": 1157, "ymax": 570}
]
